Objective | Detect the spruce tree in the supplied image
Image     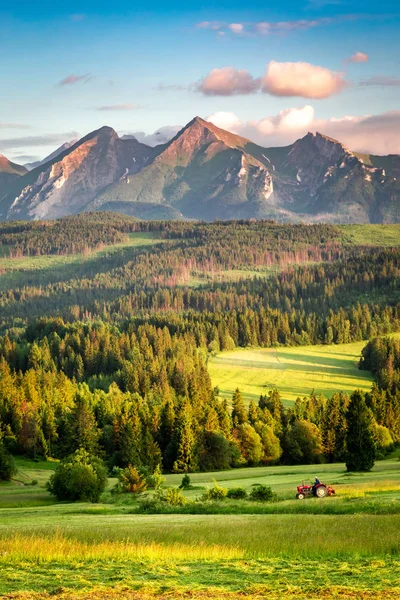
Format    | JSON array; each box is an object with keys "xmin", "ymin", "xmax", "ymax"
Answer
[
  {"xmin": 345, "ymin": 391, "xmax": 375, "ymax": 472},
  {"xmin": 231, "ymin": 389, "xmax": 247, "ymax": 429}
]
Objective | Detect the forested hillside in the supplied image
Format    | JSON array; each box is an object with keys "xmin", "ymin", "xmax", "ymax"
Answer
[{"xmin": 0, "ymin": 215, "xmax": 399, "ymax": 471}]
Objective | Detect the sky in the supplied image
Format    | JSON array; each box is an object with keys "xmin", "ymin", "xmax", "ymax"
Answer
[{"xmin": 0, "ymin": 0, "xmax": 399, "ymax": 161}]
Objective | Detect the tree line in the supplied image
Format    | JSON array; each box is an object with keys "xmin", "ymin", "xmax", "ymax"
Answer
[{"xmin": 0, "ymin": 318, "xmax": 398, "ymax": 473}]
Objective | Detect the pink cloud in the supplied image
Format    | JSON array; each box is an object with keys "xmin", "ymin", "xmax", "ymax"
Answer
[
  {"xmin": 198, "ymin": 67, "xmax": 260, "ymax": 96},
  {"xmin": 262, "ymin": 61, "xmax": 347, "ymax": 99},
  {"xmin": 207, "ymin": 108, "xmax": 400, "ymax": 155},
  {"xmin": 347, "ymin": 51, "xmax": 369, "ymax": 63},
  {"xmin": 360, "ymin": 76, "xmax": 400, "ymax": 86},
  {"xmin": 58, "ymin": 74, "xmax": 92, "ymax": 86}
]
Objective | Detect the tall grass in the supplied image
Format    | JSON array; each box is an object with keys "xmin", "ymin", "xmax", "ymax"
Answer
[
  {"xmin": 1, "ymin": 514, "xmax": 399, "ymax": 558},
  {"xmin": 0, "ymin": 534, "xmax": 241, "ymax": 563}
]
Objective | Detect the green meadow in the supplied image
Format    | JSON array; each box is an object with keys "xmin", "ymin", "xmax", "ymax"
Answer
[
  {"xmin": 0, "ymin": 231, "xmax": 165, "ymax": 290},
  {"xmin": 1, "ymin": 456, "xmax": 400, "ymax": 598},
  {"xmin": 208, "ymin": 341, "xmax": 375, "ymax": 404},
  {"xmin": 339, "ymin": 224, "xmax": 400, "ymax": 247}
]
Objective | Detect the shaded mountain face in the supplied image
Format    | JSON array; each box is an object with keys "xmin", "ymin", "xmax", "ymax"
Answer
[
  {"xmin": 0, "ymin": 119, "xmax": 399, "ymax": 223},
  {"xmin": 0, "ymin": 156, "xmax": 28, "ymax": 202}
]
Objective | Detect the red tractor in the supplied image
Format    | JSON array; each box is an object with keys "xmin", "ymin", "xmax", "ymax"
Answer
[{"xmin": 296, "ymin": 481, "xmax": 336, "ymax": 499}]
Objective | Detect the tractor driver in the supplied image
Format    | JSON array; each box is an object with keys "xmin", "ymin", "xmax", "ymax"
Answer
[{"xmin": 312, "ymin": 476, "xmax": 320, "ymax": 494}]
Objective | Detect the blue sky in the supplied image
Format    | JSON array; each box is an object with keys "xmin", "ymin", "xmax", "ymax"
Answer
[{"xmin": 1, "ymin": 0, "xmax": 399, "ymax": 159}]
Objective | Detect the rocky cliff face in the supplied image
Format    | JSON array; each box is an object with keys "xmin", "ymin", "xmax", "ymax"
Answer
[
  {"xmin": 0, "ymin": 119, "xmax": 399, "ymax": 223},
  {"xmin": 1, "ymin": 127, "xmax": 152, "ymax": 221},
  {"xmin": 89, "ymin": 117, "xmax": 277, "ymax": 220}
]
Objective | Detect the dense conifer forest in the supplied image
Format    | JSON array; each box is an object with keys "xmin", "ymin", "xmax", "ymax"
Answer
[{"xmin": 0, "ymin": 214, "xmax": 399, "ymax": 472}]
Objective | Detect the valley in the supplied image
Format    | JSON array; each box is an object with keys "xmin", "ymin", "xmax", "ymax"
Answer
[{"xmin": 0, "ymin": 215, "xmax": 399, "ymax": 599}]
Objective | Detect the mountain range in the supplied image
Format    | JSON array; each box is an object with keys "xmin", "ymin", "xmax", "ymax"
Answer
[{"xmin": 0, "ymin": 116, "xmax": 399, "ymax": 223}]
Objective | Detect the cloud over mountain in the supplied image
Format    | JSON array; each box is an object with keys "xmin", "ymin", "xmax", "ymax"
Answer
[{"xmin": 207, "ymin": 107, "xmax": 400, "ymax": 155}]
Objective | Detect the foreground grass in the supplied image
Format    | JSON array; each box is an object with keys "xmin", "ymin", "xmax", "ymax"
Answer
[
  {"xmin": 209, "ymin": 341, "xmax": 374, "ymax": 404},
  {"xmin": 0, "ymin": 518, "xmax": 399, "ymax": 598},
  {"xmin": 1, "ymin": 458, "xmax": 400, "ymax": 598},
  {"xmin": 1, "ymin": 510, "xmax": 399, "ymax": 557}
]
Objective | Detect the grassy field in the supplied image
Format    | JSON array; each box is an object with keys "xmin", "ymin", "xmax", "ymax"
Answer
[
  {"xmin": 1, "ymin": 457, "xmax": 400, "ymax": 598},
  {"xmin": 339, "ymin": 224, "xmax": 400, "ymax": 247},
  {"xmin": 0, "ymin": 232, "xmax": 165, "ymax": 290},
  {"xmin": 208, "ymin": 341, "xmax": 375, "ymax": 404}
]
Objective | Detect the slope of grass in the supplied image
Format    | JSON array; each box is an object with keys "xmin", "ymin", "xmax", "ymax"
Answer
[
  {"xmin": 208, "ymin": 341, "xmax": 374, "ymax": 404},
  {"xmin": 339, "ymin": 224, "xmax": 400, "ymax": 247},
  {"xmin": 1, "ymin": 458, "xmax": 399, "ymax": 597},
  {"xmin": 0, "ymin": 232, "xmax": 165, "ymax": 290}
]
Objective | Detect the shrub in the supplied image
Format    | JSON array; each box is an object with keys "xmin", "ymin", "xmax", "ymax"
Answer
[
  {"xmin": 227, "ymin": 487, "xmax": 247, "ymax": 499},
  {"xmin": 47, "ymin": 449, "xmax": 107, "ymax": 503},
  {"xmin": 249, "ymin": 484, "xmax": 275, "ymax": 502},
  {"xmin": 179, "ymin": 474, "xmax": 191, "ymax": 489},
  {"xmin": 119, "ymin": 465, "xmax": 147, "ymax": 494},
  {"xmin": 147, "ymin": 464, "xmax": 165, "ymax": 490},
  {"xmin": 201, "ymin": 480, "xmax": 228, "ymax": 501},
  {"xmin": 156, "ymin": 487, "xmax": 188, "ymax": 506},
  {"xmin": 0, "ymin": 443, "xmax": 17, "ymax": 482}
]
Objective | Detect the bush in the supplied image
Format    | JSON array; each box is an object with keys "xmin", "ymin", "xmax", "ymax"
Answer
[
  {"xmin": 249, "ymin": 484, "xmax": 275, "ymax": 502},
  {"xmin": 179, "ymin": 474, "xmax": 191, "ymax": 489},
  {"xmin": 147, "ymin": 464, "xmax": 165, "ymax": 490},
  {"xmin": 201, "ymin": 480, "xmax": 228, "ymax": 501},
  {"xmin": 156, "ymin": 487, "xmax": 188, "ymax": 506},
  {"xmin": 227, "ymin": 487, "xmax": 247, "ymax": 499},
  {"xmin": 0, "ymin": 443, "xmax": 17, "ymax": 482},
  {"xmin": 119, "ymin": 465, "xmax": 147, "ymax": 494},
  {"xmin": 47, "ymin": 449, "xmax": 107, "ymax": 503}
]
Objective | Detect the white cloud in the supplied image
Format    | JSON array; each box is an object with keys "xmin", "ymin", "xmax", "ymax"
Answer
[
  {"xmin": 262, "ymin": 61, "xmax": 347, "ymax": 99},
  {"xmin": 196, "ymin": 15, "xmax": 365, "ymax": 37},
  {"xmin": 127, "ymin": 125, "xmax": 182, "ymax": 147},
  {"xmin": 0, "ymin": 132, "xmax": 80, "ymax": 152},
  {"xmin": 228, "ymin": 23, "xmax": 245, "ymax": 34},
  {"xmin": 206, "ymin": 108, "xmax": 400, "ymax": 155},
  {"xmin": 0, "ymin": 123, "xmax": 31, "ymax": 130},
  {"xmin": 95, "ymin": 104, "xmax": 139, "ymax": 111}
]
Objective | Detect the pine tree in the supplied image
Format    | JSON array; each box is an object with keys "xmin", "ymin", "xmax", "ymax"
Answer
[
  {"xmin": 231, "ymin": 389, "xmax": 247, "ymax": 429},
  {"xmin": 345, "ymin": 391, "xmax": 375, "ymax": 472}
]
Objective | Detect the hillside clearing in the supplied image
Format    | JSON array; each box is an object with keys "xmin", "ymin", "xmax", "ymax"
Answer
[{"xmin": 209, "ymin": 341, "xmax": 374, "ymax": 404}]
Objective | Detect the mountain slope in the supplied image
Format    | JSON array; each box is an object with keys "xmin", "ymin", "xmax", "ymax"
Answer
[
  {"xmin": 0, "ymin": 118, "xmax": 399, "ymax": 223},
  {"xmin": 89, "ymin": 117, "xmax": 277, "ymax": 220},
  {"xmin": 0, "ymin": 155, "xmax": 28, "ymax": 202},
  {"xmin": 0, "ymin": 127, "xmax": 152, "ymax": 221},
  {"xmin": 24, "ymin": 141, "xmax": 78, "ymax": 171}
]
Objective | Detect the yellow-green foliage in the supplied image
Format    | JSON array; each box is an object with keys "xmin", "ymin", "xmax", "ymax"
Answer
[{"xmin": 209, "ymin": 341, "xmax": 374, "ymax": 404}]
